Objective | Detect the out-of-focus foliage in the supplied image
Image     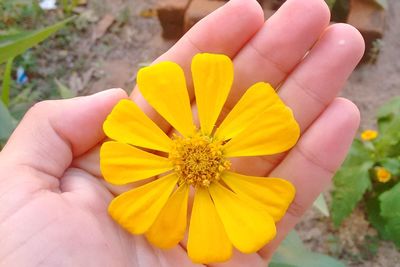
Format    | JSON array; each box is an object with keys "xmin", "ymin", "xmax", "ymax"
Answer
[
  {"xmin": 331, "ymin": 96, "xmax": 400, "ymax": 249},
  {"xmin": 325, "ymin": 0, "xmax": 388, "ymax": 10},
  {"xmin": 0, "ymin": 0, "xmax": 42, "ymax": 30},
  {"xmin": 0, "ymin": 100, "xmax": 16, "ymax": 142},
  {"xmin": 325, "ymin": 0, "xmax": 337, "ymax": 9},
  {"xmin": 326, "ymin": 0, "xmax": 387, "ymax": 22},
  {"xmin": 271, "ymin": 231, "xmax": 345, "ymax": 267},
  {"xmin": 1, "ymin": 57, "xmax": 14, "ymax": 106},
  {"xmin": 314, "ymin": 194, "xmax": 330, "ymax": 217},
  {"xmin": 0, "ymin": 17, "xmax": 74, "ymax": 143},
  {"xmin": 0, "ymin": 17, "xmax": 75, "ymax": 64}
]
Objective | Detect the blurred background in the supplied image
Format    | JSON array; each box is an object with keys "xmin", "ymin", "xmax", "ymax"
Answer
[{"xmin": 1, "ymin": 0, "xmax": 399, "ymax": 266}]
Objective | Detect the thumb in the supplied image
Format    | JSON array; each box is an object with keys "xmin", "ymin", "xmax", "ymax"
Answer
[{"xmin": 0, "ymin": 89, "xmax": 127, "ymax": 179}]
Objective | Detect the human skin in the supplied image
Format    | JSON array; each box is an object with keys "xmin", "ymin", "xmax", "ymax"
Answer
[{"xmin": 0, "ymin": 0, "xmax": 364, "ymax": 266}]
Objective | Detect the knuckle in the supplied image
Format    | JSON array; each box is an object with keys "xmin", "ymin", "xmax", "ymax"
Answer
[{"xmin": 286, "ymin": 199, "xmax": 309, "ymax": 219}]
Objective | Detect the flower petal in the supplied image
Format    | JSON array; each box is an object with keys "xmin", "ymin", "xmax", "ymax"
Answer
[
  {"xmin": 100, "ymin": 141, "xmax": 173, "ymax": 185},
  {"xmin": 145, "ymin": 184, "xmax": 189, "ymax": 249},
  {"xmin": 215, "ymin": 82, "xmax": 281, "ymax": 140},
  {"xmin": 209, "ymin": 183, "xmax": 276, "ymax": 254},
  {"xmin": 108, "ymin": 174, "xmax": 178, "ymax": 234},
  {"xmin": 137, "ymin": 62, "xmax": 194, "ymax": 136},
  {"xmin": 187, "ymin": 187, "xmax": 232, "ymax": 263},
  {"xmin": 223, "ymin": 105, "xmax": 300, "ymax": 157},
  {"xmin": 103, "ymin": 99, "xmax": 172, "ymax": 152},
  {"xmin": 221, "ymin": 171, "xmax": 295, "ymax": 222},
  {"xmin": 192, "ymin": 53, "xmax": 234, "ymax": 135}
]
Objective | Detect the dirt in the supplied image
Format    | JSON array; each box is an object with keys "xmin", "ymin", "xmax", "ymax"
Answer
[
  {"xmin": 25, "ymin": 0, "xmax": 400, "ymax": 265},
  {"xmin": 78, "ymin": 0, "xmax": 173, "ymax": 94}
]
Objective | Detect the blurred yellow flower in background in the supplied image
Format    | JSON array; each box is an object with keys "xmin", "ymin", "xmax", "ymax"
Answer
[
  {"xmin": 100, "ymin": 53, "xmax": 300, "ymax": 263},
  {"xmin": 376, "ymin": 167, "xmax": 392, "ymax": 183},
  {"xmin": 361, "ymin": 129, "xmax": 378, "ymax": 141}
]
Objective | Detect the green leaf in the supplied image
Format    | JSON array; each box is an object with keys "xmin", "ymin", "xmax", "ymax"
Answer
[
  {"xmin": 0, "ymin": 100, "xmax": 16, "ymax": 141},
  {"xmin": 379, "ymin": 158, "xmax": 400, "ymax": 176},
  {"xmin": 366, "ymin": 195, "xmax": 389, "ymax": 240},
  {"xmin": 377, "ymin": 96, "xmax": 400, "ymax": 132},
  {"xmin": 1, "ymin": 57, "xmax": 14, "ymax": 106},
  {"xmin": 343, "ymin": 139, "xmax": 373, "ymax": 167},
  {"xmin": 379, "ymin": 182, "xmax": 400, "ymax": 248},
  {"xmin": 324, "ymin": 0, "xmax": 336, "ymax": 9},
  {"xmin": 375, "ymin": 96, "xmax": 400, "ymax": 158},
  {"xmin": 331, "ymin": 139, "xmax": 374, "ymax": 226},
  {"xmin": 55, "ymin": 79, "xmax": 76, "ymax": 99},
  {"xmin": 331, "ymin": 0, "xmax": 350, "ymax": 22},
  {"xmin": 0, "ymin": 32, "xmax": 29, "ymax": 44},
  {"xmin": 313, "ymin": 193, "xmax": 329, "ymax": 217},
  {"xmin": 377, "ymin": 96, "xmax": 400, "ymax": 120},
  {"xmin": 0, "ymin": 16, "xmax": 75, "ymax": 64},
  {"xmin": 270, "ymin": 231, "xmax": 345, "ymax": 267},
  {"xmin": 375, "ymin": 115, "xmax": 400, "ymax": 158}
]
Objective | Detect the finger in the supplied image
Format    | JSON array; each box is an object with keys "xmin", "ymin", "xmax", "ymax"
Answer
[
  {"xmin": 131, "ymin": 0, "xmax": 264, "ymax": 132},
  {"xmin": 279, "ymin": 23, "xmax": 365, "ymax": 132},
  {"xmin": 258, "ymin": 97, "xmax": 360, "ymax": 260},
  {"xmin": 232, "ymin": 23, "xmax": 364, "ymax": 176},
  {"xmin": 227, "ymin": 0, "xmax": 330, "ymax": 106},
  {"xmin": 0, "ymin": 89, "xmax": 128, "ymax": 180},
  {"xmin": 75, "ymin": 0, "xmax": 264, "ymax": 181}
]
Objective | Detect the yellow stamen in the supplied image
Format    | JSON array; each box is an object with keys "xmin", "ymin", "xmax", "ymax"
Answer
[
  {"xmin": 361, "ymin": 130, "xmax": 378, "ymax": 141},
  {"xmin": 376, "ymin": 167, "xmax": 392, "ymax": 183},
  {"xmin": 169, "ymin": 132, "xmax": 230, "ymax": 188}
]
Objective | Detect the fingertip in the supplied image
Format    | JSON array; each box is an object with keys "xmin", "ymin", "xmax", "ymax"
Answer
[
  {"xmin": 186, "ymin": 0, "xmax": 265, "ymax": 55},
  {"xmin": 279, "ymin": 0, "xmax": 331, "ymax": 28},
  {"xmin": 341, "ymin": 23, "xmax": 366, "ymax": 61},
  {"xmin": 91, "ymin": 88, "xmax": 129, "ymax": 102},
  {"xmin": 334, "ymin": 97, "xmax": 361, "ymax": 132},
  {"xmin": 298, "ymin": 97, "xmax": 361, "ymax": 172},
  {"xmin": 228, "ymin": 0, "xmax": 264, "ymax": 26},
  {"xmin": 324, "ymin": 23, "xmax": 366, "ymax": 64}
]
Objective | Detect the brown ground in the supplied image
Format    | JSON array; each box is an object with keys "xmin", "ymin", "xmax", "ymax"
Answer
[{"xmin": 30, "ymin": 0, "xmax": 400, "ymax": 265}]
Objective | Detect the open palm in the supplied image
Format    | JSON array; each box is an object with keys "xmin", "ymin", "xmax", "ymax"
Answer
[{"xmin": 0, "ymin": 0, "xmax": 364, "ymax": 266}]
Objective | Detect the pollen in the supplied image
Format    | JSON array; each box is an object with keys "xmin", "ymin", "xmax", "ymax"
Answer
[{"xmin": 169, "ymin": 132, "xmax": 231, "ymax": 188}]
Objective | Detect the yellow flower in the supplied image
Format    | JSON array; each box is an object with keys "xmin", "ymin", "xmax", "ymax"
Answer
[
  {"xmin": 361, "ymin": 129, "xmax": 378, "ymax": 141},
  {"xmin": 376, "ymin": 167, "xmax": 392, "ymax": 183},
  {"xmin": 100, "ymin": 53, "xmax": 300, "ymax": 263}
]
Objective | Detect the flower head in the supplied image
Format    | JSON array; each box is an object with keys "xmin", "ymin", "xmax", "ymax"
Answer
[
  {"xmin": 100, "ymin": 53, "xmax": 300, "ymax": 263},
  {"xmin": 375, "ymin": 167, "xmax": 392, "ymax": 183},
  {"xmin": 361, "ymin": 129, "xmax": 378, "ymax": 141}
]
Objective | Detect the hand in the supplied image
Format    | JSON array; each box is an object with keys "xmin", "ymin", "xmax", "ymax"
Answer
[{"xmin": 0, "ymin": 0, "xmax": 364, "ymax": 266}]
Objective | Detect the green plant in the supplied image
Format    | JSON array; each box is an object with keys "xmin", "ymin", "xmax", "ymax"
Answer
[
  {"xmin": 60, "ymin": 0, "xmax": 79, "ymax": 16},
  {"xmin": 331, "ymin": 96, "xmax": 400, "ymax": 248},
  {"xmin": 270, "ymin": 231, "xmax": 345, "ymax": 267},
  {"xmin": 0, "ymin": 16, "xmax": 74, "ymax": 143},
  {"xmin": 0, "ymin": 0, "xmax": 42, "ymax": 29}
]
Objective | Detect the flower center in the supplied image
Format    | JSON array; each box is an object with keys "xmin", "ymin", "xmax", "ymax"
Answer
[{"xmin": 169, "ymin": 132, "xmax": 231, "ymax": 187}]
